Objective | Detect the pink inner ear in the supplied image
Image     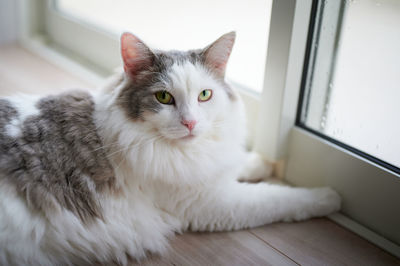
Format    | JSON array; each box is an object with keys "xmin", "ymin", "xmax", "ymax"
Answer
[
  {"xmin": 121, "ymin": 33, "xmax": 139, "ymax": 67},
  {"xmin": 120, "ymin": 32, "xmax": 152, "ymax": 77},
  {"xmin": 203, "ymin": 32, "xmax": 236, "ymax": 78}
]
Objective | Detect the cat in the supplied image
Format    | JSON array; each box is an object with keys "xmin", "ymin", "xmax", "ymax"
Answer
[{"xmin": 0, "ymin": 32, "xmax": 341, "ymax": 265}]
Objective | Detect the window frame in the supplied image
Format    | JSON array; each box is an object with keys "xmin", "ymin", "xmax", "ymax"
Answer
[
  {"xmin": 286, "ymin": 0, "xmax": 400, "ymax": 257},
  {"xmin": 15, "ymin": 0, "xmax": 400, "ymax": 257},
  {"xmin": 297, "ymin": 0, "xmax": 400, "ymax": 175}
]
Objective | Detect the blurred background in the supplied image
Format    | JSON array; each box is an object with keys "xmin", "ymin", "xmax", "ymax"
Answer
[
  {"xmin": 57, "ymin": 0, "xmax": 272, "ymax": 92},
  {"xmin": 0, "ymin": 0, "xmax": 272, "ymax": 93}
]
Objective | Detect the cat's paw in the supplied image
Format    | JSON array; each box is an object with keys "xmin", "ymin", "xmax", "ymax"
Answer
[
  {"xmin": 311, "ymin": 187, "xmax": 341, "ymax": 217},
  {"xmin": 238, "ymin": 152, "xmax": 274, "ymax": 183}
]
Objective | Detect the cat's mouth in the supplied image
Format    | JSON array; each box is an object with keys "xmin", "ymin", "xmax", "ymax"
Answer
[{"xmin": 180, "ymin": 134, "xmax": 196, "ymax": 141}]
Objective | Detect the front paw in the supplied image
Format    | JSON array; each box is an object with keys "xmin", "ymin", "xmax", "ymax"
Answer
[{"xmin": 238, "ymin": 153, "xmax": 274, "ymax": 183}]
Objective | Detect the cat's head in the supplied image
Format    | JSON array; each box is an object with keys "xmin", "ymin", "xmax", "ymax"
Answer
[{"xmin": 116, "ymin": 32, "xmax": 238, "ymax": 142}]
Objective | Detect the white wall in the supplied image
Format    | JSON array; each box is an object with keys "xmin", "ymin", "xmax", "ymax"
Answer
[{"xmin": 0, "ymin": 0, "xmax": 18, "ymax": 45}]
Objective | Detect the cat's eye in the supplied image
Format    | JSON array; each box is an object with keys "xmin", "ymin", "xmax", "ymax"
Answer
[
  {"xmin": 155, "ymin": 91, "xmax": 174, "ymax": 105},
  {"xmin": 198, "ymin": 89, "xmax": 212, "ymax": 102}
]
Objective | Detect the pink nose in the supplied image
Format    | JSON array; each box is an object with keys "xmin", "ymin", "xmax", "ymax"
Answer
[{"xmin": 181, "ymin": 119, "xmax": 197, "ymax": 131}]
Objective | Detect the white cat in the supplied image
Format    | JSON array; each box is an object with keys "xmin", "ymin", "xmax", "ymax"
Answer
[{"xmin": 0, "ymin": 32, "xmax": 340, "ymax": 265}]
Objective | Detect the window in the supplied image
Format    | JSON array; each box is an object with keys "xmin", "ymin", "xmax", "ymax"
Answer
[
  {"xmin": 286, "ymin": 0, "xmax": 400, "ymax": 256},
  {"xmin": 54, "ymin": 0, "xmax": 272, "ymax": 92},
  {"xmin": 299, "ymin": 0, "xmax": 400, "ymax": 171}
]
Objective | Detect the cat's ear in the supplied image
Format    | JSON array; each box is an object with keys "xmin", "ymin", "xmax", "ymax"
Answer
[
  {"xmin": 121, "ymin": 32, "xmax": 154, "ymax": 79},
  {"xmin": 202, "ymin": 31, "xmax": 236, "ymax": 78}
]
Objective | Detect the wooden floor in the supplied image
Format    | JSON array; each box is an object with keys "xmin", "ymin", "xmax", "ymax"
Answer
[
  {"xmin": 1, "ymin": 45, "xmax": 399, "ymax": 266},
  {"xmin": 141, "ymin": 218, "xmax": 399, "ymax": 266}
]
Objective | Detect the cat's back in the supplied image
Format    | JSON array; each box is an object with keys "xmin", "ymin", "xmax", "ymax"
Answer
[
  {"xmin": 0, "ymin": 90, "xmax": 115, "ymax": 221},
  {"xmin": 0, "ymin": 90, "xmax": 95, "ymax": 139}
]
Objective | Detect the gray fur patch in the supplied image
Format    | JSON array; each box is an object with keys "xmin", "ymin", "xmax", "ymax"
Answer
[
  {"xmin": 0, "ymin": 91, "xmax": 115, "ymax": 222},
  {"xmin": 117, "ymin": 49, "xmax": 235, "ymax": 120}
]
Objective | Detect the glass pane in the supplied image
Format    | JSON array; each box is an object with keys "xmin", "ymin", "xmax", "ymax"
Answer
[
  {"xmin": 56, "ymin": 0, "xmax": 272, "ymax": 92},
  {"xmin": 301, "ymin": 0, "xmax": 400, "ymax": 169}
]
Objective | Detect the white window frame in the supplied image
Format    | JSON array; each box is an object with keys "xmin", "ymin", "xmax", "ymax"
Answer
[
  {"xmin": 15, "ymin": 0, "xmax": 400, "ymax": 257},
  {"xmin": 282, "ymin": 0, "xmax": 400, "ymax": 257}
]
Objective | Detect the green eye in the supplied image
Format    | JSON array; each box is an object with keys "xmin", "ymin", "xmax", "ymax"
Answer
[
  {"xmin": 198, "ymin": 89, "xmax": 212, "ymax": 102},
  {"xmin": 155, "ymin": 91, "xmax": 174, "ymax": 105}
]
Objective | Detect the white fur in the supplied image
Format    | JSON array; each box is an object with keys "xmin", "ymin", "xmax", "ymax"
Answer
[
  {"xmin": 5, "ymin": 94, "xmax": 41, "ymax": 121},
  {"xmin": 0, "ymin": 63, "xmax": 341, "ymax": 265},
  {"xmin": 3, "ymin": 94, "xmax": 41, "ymax": 138},
  {"xmin": 4, "ymin": 118, "xmax": 21, "ymax": 137}
]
